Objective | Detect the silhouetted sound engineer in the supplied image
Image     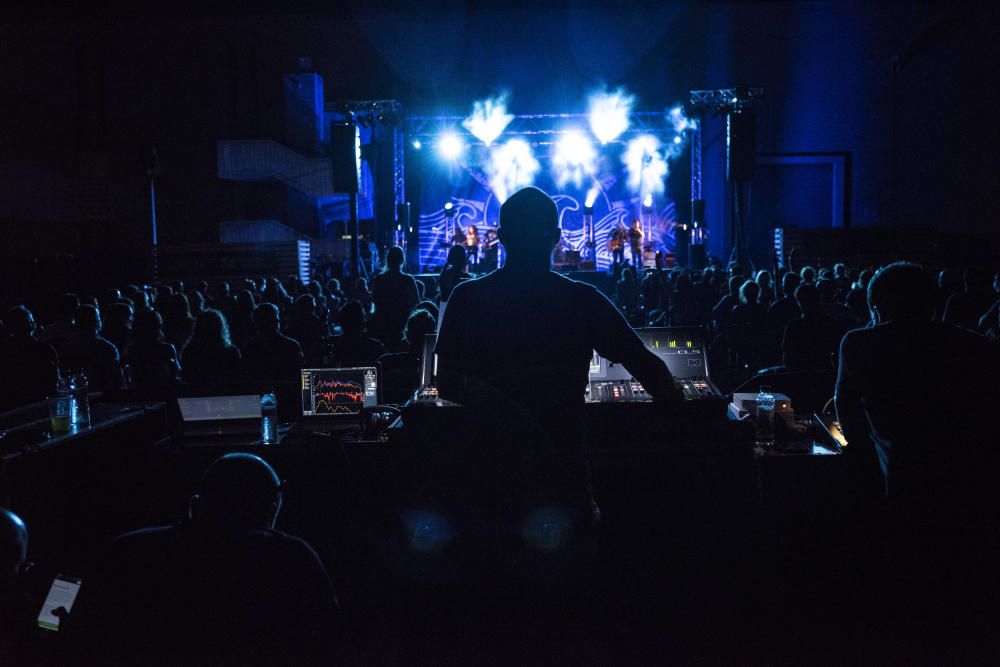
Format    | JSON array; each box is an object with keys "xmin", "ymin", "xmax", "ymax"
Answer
[{"xmin": 436, "ymin": 187, "xmax": 681, "ymax": 526}]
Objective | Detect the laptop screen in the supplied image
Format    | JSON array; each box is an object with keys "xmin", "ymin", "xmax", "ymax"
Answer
[
  {"xmin": 300, "ymin": 367, "xmax": 379, "ymax": 416},
  {"xmin": 177, "ymin": 395, "xmax": 262, "ymax": 422}
]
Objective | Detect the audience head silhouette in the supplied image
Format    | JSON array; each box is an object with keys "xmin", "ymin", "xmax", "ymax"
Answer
[
  {"xmin": 5, "ymin": 306, "xmax": 36, "ymax": 338},
  {"xmin": 404, "ymin": 309, "xmax": 436, "ymax": 352},
  {"xmin": 739, "ymin": 280, "xmax": 760, "ymax": 305},
  {"xmin": 253, "ymin": 302, "xmax": 281, "ymax": 334},
  {"xmin": 794, "ymin": 283, "xmax": 821, "ymax": 316},
  {"xmin": 132, "ymin": 308, "xmax": 165, "ymax": 344},
  {"xmin": 0, "ymin": 507, "xmax": 28, "ymax": 585},
  {"xmin": 189, "ymin": 453, "xmax": 282, "ymax": 532},
  {"xmin": 339, "ymin": 301, "xmax": 366, "ymax": 336},
  {"xmin": 76, "ymin": 304, "xmax": 102, "ymax": 335},
  {"xmin": 191, "ymin": 308, "xmax": 232, "ymax": 348},
  {"xmin": 445, "ymin": 244, "xmax": 468, "ymax": 269},
  {"xmin": 868, "ymin": 262, "xmax": 933, "ymax": 323},
  {"xmin": 497, "ymin": 186, "xmax": 559, "ymax": 269},
  {"xmin": 386, "ymin": 245, "xmax": 405, "ymax": 271},
  {"xmin": 781, "ymin": 271, "xmax": 801, "ymax": 296}
]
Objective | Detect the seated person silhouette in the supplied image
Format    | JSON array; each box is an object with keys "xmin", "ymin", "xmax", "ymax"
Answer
[
  {"xmin": 436, "ymin": 187, "xmax": 679, "ymax": 534},
  {"xmin": 80, "ymin": 454, "xmax": 340, "ymax": 665},
  {"xmin": 377, "ymin": 308, "xmax": 437, "ymax": 404},
  {"xmin": 181, "ymin": 308, "xmax": 242, "ymax": 391},
  {"xmin": 836, "ymin": 262, "xmax": 1000, "ymax": 520},
  {"xmin": 1, "ymin": 508, "xmax": 31, "ymax": 663},
  {"xmin": 781, "ymin": 283, "xmax": 847, "ymax": 371},
  {"xmin": 240, "ymin": 303, "xmax": 304, "ymax": 395},
  {"xmin": 0, "ymin": 306, "xmax": 59, "ymax": 411},
  {"xmin": 57, "ymin": 305, "xmax": 124, "ymax": 393},
  {"xmin": 836, "ymin": 262, "xmax": 1000, "ymax": 648},
  {"xmin": 125, "ymin": 308, "xmax": 180, "ymax": 390},
  {"xmin": 370, "ymin": 245, "xmax": 420, "ymax": 351},
  {"xmin": 314, "ymin": 301, "xmax": 386, "ymax": 368}
]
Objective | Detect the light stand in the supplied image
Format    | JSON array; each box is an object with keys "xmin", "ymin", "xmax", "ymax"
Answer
[{"xmin": 689, "ymin": 86, "xmax": 765, "ymax": 272}]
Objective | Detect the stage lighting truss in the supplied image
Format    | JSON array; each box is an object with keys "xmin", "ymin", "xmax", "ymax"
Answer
[
  {"xmin": 407, "ymin": 112, "xmax": 672, "ymax": 146},
  {"xmin": 328, "ymin": 100, "xmax": 405, "ymax": 127},
  {"xmin": 688, "ymin": 87, "xmax": 766, "ymax": 115}
]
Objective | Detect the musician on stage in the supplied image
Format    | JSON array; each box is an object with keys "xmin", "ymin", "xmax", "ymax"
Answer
[
  {"xmin": 464, "ymin": 224, "xmax": 480, "ymax": 269},
  {"xmin": 608, "ymin": 223, "xmax": 627, "ymax": 269},
  {"xmin": 627, "ymin": 220, "xmax": 644, "ymax": 268}
]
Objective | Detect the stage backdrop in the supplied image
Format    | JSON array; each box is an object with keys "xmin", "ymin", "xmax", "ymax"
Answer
[{"xmin": 409, "ymin": 114, "xmax": 682, "ymax": 271}]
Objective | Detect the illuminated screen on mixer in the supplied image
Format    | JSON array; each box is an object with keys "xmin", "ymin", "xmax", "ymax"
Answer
[{"xmin": 300, "ymin": 367, "xmax": 379, "ymax": 416}]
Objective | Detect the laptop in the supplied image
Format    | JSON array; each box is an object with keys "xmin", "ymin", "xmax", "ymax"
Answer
[
  {"xmin": 176, "ymin": 395, "xmax": 263, "ymax": 439},
  {"xmin": 300, "ymin": 367, "xmax": 380, "ymax": 418}
]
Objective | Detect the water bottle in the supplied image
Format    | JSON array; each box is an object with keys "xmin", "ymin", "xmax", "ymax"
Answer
[
  {"xmin": 754, "ymin": 386, "xmax": 775, "ymax": 451},
  {"xmin": 69, "ymin": 372, "xmax": 90, "ymax": 428},
  {"xmin": 260, "ymin": 392, "xmax": 278, "ymax": 444}
]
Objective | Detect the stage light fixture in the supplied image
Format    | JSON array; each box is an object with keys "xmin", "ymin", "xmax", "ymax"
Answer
[
  {"xmin": 624, "ymin": 134, "xmax": 668, "ymax": 198},
  {"xmin": 487, "ymin": 138, "xmax": 540, "ymax": 203},
  {"xmin": 674, "ymin": 136, "xmax": 683, "ymax": 144},
  {"xmin": 437, "ymin": 133, "xmax": 465, "ymax": 160},
  {"xmin": 412, "ymin": 140, "xmax": 422, "ymax": 149},
  {"xmin": 588, "ymin": 87, "xmax": 633, "ymax": 144},
  {"xmin": 553, "ymin": 130, "xmax": 596, "ymax": 189},
  {"xmin": 584, "ymin": 185, "xmax": 600, "ymax": 209},
  {"xmin": 643, "ymin": 193, "xmax": 654, "ymax": 208},
  {"xmin": 462, "ymin": 94, "xmax": 514, "ymax": 147}
]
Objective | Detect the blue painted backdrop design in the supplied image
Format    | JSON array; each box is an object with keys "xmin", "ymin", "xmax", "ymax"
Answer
[{"xmin": 417, "ymin": 148, "xmax": 678, "ymax": 271}]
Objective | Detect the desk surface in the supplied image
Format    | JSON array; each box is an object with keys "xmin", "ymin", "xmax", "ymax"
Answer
[{"xmin": 0, "ymin": 401, "xmax": 164, "ymax": 459}]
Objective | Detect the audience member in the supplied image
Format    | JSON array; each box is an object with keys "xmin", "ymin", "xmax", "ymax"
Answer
[
  {"xmin": 240, "ymin": 302, "xmax": 304, "ymax": 390},
  {"xmin": 125, "ymin": 308, "xmax": 179, "ymax": 390},
  {"xmin": 40, "ymin": 293, "xmax": 80, "ymax": 348},
  {"xmin": 711, "ymin": 275, "xmax": 743, "ymax": 330},
  {"xmin": 438, "ymin": 245, "xmax": 471, "ymax": 304},
  {"xmin": 285, "ymin": 294, "xmax": 325, "ymax": 357},
  {"xmin": 942, "ymin": 267, "xmax": 995, "ymax": 331},
  {"xmin": 765, "ymin": 272, "xmax": 801, "ymax": 335},
  {"xmin": 781, "ymin": 283, "xmax": 846, "ymax": 371},
  {"xmin": 80, "ymin": 454, "xmax": 341, "ymax": 665},
  {"xmin": 755, "ymin": 270, "xmax": 775, "ymax": 305},
  {"xmin": 370, "ymin": 246, "xmax": 420, "ymax": 351},
  {"xmin": 1, "ymin": 508, "xmax": 32, "ymax": 664},
  {"xmin": 934, "ymin": 268, "xmax": 963, "ymax": 322},
  {"xmin": 669, "ymin": 272, "xmax": 699, "ymax": 326},
  {"xmin": 57, "ymin": 305, "xmax": 123, "ymax": 392},
  {"xmin": 321, "ymin": 301, "xmax": 386, "ymax": 367},
  {"xmin": 836, "ymin": 263, "xmax": 1000, "ymax": 644},
  {"xmin": 729, "ymin": 280, "xmax": 769, "ymax": 371},
  {"xmin": 181, "ymin": 309, "xmax": 241, "ymax": 389},
  {"xmin": 103, "ymin": 301, "xmax": 134, "ymax": 358},
  {"xmin": 227, "ymin": 289, "xmax": 257, "ymax": 349},
  {"xmin": 161, "ymin": 293, "xmax": 196, "ymax": 354},
  {"xmin": 0, "ymin": 306, "xmax": 60, "ymax": 410},
  {"xmin": 377, "ymin": 309, "xmax": 437, "ymax": 404}
]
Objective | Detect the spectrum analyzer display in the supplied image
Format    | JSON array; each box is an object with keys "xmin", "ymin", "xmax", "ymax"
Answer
[{"xmin": 300, "ymin": 367, "xmax": 379, "ymax": 416}]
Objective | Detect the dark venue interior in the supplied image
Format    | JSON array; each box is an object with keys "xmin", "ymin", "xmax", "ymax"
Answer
[{"xmin": 2, "ymin": 1, "xmax": 1000, "ymax": 664}]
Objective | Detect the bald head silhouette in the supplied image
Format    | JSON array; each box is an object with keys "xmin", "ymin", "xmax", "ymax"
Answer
[
  {"xmin": 497, "ymin": 187, "xmax": 561, "ymax": 272},
  {"xmin": 189, "ymin": 453, "xmax": 283, "ymax": 531}
]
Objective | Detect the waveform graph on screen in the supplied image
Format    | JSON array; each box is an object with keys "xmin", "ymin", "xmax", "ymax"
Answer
[{"xmin": 314, "ymin": 378, "xmax": 366, "ymax": 415}]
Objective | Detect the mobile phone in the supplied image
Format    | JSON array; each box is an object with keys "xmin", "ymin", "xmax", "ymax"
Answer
[{"xmin": 37, "ymin": 575, "xmax": 82, "ymax": 631}]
